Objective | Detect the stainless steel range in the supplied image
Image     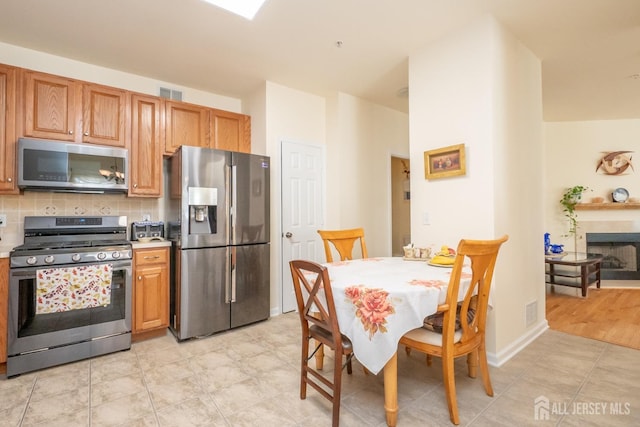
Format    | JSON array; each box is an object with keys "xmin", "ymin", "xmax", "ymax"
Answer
[{"xmin": 8, "ymin": 216, "xmax": 132, "ymax": 377}]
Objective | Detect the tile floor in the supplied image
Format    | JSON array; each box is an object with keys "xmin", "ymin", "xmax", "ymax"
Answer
[{"xmin": 1, "ymin": 313, "xmax": 639, "ymax": 426}]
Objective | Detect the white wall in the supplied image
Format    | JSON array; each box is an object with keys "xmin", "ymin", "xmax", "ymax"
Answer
[
  {"xmin": 409, "ymin": 15, "xmax": 545, "ymax": 364},
  {"xmin": 544, "ymin": 119, "xmax": 640, "ymax": 249},
  {"xmin": 326, "ymin": 93, "xmax": 409, "ymax": 257}
]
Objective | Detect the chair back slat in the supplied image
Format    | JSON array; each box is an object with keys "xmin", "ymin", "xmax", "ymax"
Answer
[{"xmin": 318, "ymin": 228, "xmax": 368, "ymax": 262}]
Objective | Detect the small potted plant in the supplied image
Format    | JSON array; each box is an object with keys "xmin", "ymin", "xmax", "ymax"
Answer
[{"xmin": 560, "ymin": 185, "xmax": 589, "ymax": 253}]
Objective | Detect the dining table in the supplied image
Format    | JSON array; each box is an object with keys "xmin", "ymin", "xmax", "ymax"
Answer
[{"xmin": 322, "ymin": 256, "xmax": 472, "ymax": 427}]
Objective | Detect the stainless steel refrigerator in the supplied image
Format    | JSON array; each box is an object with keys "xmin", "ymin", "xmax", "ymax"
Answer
[{"xmin": 167, "ymin": 146, "xmax": 270, "ymax": 341}]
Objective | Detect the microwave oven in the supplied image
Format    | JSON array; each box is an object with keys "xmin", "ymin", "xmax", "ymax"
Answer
[{"xmin": 17, "ymin": 137, "xmax": 128, "ymax": 193}]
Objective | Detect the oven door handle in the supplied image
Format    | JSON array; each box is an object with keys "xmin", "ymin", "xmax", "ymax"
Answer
[
  {"xmin": 10, "ymin": 270, "xmax": 37, "ymax": 278},
  {"xmin": 11, "ymin": 259, "xmax": 132, "ymax": 275}
]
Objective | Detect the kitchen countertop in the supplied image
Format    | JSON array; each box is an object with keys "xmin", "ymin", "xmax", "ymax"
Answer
[{"xmin": 131, "ymin": 240, "xmax": 172, "ymax": 250}]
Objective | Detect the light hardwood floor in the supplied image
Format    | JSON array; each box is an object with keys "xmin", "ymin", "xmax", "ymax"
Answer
[{"xmin": 546, "ymin": 287, "xmax": 640, "ymax": 350}]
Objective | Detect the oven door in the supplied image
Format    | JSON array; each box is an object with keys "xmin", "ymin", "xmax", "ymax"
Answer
[{"xmin": 8, "ymin": 259, "xmax": 132, "ymax": 356}]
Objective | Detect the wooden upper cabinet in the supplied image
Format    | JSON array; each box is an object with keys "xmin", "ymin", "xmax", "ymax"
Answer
[
  {"xmin": 211, "ymin": 109, "xmax": 251, "ymax": 153},
  {"xmin": 0, "ymin": 64, "xmax": 17, "ymax": 193},
  {"xmin": 21, "ymin": 70, "xmax": 128, "ymax": 147},
  {"xmin": 22, "ymin": 70, "xmax": 80, "ymax": 142},
  {"xmin": 82, "ymin": 83, "xmax": 128, "ymax": 147},
  {"xmin": 130, "ymin": 94, "xmax": 162, "ymax": 197},
  {"xmin": 164, "ymin": 100, "xmax": 209, "ymax": 154}
]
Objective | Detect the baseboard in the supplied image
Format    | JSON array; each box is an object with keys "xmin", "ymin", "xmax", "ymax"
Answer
[{"xmin": 486, "ymin": 320, "xmax": 549, "ymax": 367}]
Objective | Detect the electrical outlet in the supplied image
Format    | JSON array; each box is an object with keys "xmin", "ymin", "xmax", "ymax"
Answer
[{"xmin": 0, "ymin": 214, "xmax": 6, "ymax": 227}]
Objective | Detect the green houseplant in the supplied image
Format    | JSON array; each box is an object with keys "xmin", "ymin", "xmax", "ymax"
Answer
[{"xmin": 560, "ymin": 185, "xmax": 589, "ymax": 252}]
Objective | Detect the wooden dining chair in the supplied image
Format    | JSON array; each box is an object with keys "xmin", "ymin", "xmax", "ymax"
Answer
[
  {"xmin": 289, "ymin": 259, "xmax": 354, "ymax": 427},
  {"xmin": 400, "ymin": 235, "xmax": 508, "ymax": 425},
  {"xmin": 317, "ymin": 228, "xmax": 368, "ymax": 262}
]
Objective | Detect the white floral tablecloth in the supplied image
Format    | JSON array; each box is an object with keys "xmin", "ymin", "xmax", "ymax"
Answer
[{"xmin": 324, "ymin": 257, "xmax": 472, "ymax": 374}]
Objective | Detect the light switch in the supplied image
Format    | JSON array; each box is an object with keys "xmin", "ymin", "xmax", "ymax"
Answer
[{"xmin": 422, "ymin": 212, "xmax": 430, "ymax": 225}]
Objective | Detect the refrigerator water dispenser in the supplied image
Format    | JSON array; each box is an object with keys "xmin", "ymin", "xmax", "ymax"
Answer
[{"xmin": 188, "ymin": 187, "xmax": 218, "ymax": 234}]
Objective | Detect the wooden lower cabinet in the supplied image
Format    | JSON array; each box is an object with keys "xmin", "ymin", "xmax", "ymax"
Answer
[
  {"xmin": 133, "ymin": 247, "xmax": 169, "ymax": 334},
  {"xmin": 0, "ymin": 258, "xmax": 8, "ymax": 364}
]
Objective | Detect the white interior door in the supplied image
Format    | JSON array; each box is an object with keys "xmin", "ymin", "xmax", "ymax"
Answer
[{"xmin": 281, "ymin": 141, "xmax": 324, "ymax": 313}]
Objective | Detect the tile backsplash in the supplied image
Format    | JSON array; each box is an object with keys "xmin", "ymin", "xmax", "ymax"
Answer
[{"xmin": 0, "ymin": 192, "xmax": 163, "ymax": 253}]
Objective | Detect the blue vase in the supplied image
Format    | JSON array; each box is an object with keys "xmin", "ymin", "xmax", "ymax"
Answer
[{"xmin": 544, "ymin": 233, "xmax": 551, "ymax": 255}]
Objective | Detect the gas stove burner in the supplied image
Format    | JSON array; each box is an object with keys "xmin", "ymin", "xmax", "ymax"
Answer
[{"xmin": 11, "ymin": 215, "xmax": 131, "ymax": 268}]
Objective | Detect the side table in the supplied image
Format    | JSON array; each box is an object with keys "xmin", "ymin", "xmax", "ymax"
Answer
[{"xmin": 545, "ymin": 252, "xmax": 603, "ymax": 297}]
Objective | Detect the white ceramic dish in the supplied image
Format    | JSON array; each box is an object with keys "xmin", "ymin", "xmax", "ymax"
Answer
[{"xmin": 612, "ymin": 187, "xmax": 629, "ymax": 203}]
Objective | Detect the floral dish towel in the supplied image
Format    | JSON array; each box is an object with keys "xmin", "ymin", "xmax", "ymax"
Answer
[{"xmin": 36, "ymin": 264, "xmax": 113, "ymax": 314}]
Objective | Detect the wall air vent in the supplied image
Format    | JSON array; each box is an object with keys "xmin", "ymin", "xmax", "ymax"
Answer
[{"xmin": 159, "ymin": 87, "xmax": 183, "ymax": 101}]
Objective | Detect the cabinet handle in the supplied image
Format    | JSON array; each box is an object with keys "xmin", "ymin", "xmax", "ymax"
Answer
[
  {"xmin": 133, "ymin": 184, "xmax": 138, "ymax": 188},
  {"xmin": 68, "ymin": 130, "xmax": 73, "ymax": 135},
  {"xmin": 7, "ymin": 178, "xmax": 11, "ymax": 182},
  {"xmin": 84, "ymin": 132, "xmax": 89, "ymax": 136},
  {"xmin": 143, "ymin": 255, "xmax": 160, "ymax": 260},
  {"xmin": 138, "ymin": 276, "xmax": 142, "ymax": 280}
]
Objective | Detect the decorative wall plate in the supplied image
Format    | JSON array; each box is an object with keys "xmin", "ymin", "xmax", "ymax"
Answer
[
  {"xmin": 612, "ymin": 187, "xmax": 629, "ymax": 203},
  {"xmin": 596, "ymin": 151, "xmax": 634, "ymax": 175}
]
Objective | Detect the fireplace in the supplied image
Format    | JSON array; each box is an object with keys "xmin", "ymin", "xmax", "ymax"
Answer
[{"xmin": 586, "ymin": 233, "xmax": 640, "ymax": 280}]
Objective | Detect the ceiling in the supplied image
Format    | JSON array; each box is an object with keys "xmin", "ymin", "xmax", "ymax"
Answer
[{"xmin": 1, "ymin": 0, "xmax": 639, "ymax": 121}]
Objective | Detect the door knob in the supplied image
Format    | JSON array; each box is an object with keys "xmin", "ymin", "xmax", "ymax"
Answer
[{"xmin": 285, "ymin": 232, "xmax": 293, "ymax": 238}]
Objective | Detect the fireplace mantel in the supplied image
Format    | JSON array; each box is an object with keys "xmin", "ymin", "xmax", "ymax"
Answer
[{"xmin": 576, "ymin": 203, "xmax": 640, "ymax": 210}]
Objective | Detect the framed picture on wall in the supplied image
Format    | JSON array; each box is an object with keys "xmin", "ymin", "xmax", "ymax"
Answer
[{"xmin": 424, "ymin": 143, "xmax": 466, "ymax": 180}]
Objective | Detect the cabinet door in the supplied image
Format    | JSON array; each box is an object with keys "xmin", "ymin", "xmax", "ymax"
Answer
[
  {"xmin": 22, "ymin": 70, "xmax": 80, "ymax": 141},
  {"xmin": 164, "ymin": 100, "xmax": 209, "ymax": 154},
  {"xmin": 82, "ymin": 83, "xmax": 128, "ymax": 147},
  {"xmin": 130, "ymin": 94, "xmax": 162, "ymax": 197},
  {"xmin": 134, "ymin": 264, "xmax": 169, "ymax": 332},
  {"xmin": 211, "ymin": 109, "xmax": 251, "ymax": 153},
  {"xmin": 0, "ymin": 64, "xmax": 17, "ymax": 193},
  {"xmin": 133, "ymin": 248, "xmax": 169, "ymax": 333}
]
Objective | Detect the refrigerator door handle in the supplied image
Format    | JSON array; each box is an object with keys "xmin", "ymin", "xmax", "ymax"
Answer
[
  {"xmin": 230, "ymin": 246, "xmax": 237, "ymax": 303},
  {"xmin": 230, "ymin": 163, "xmax": 237, "ymax": 244}
]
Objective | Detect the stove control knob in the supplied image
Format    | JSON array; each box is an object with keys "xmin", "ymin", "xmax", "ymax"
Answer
[
  {"xmin": 26, "ymin": 256, "xmax": 38, "ymax": 265},
  {"xmin": 112, "ymin": 251, "xmax": 121, "ymax": 259},
  {"xmin": 71, "ymin": 253, "xmax": 81, "ymax": 262},
  {"xmin": 44, "ymin": 255, "xmax": 55, "ymax": 264},
  {"xmin": 97, "ymin": 252, "xmax": 107, "ymax": 260}
]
